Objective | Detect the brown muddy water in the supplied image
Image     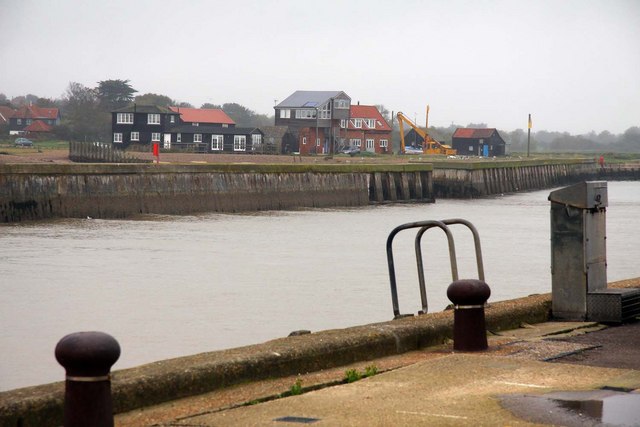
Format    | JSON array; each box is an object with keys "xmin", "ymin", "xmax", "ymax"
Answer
[{"xmin": 1, "ymin": 181, "xmax": 639, "ymax": 391}]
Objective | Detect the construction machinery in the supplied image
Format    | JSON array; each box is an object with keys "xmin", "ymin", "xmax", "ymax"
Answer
[{"xmin": 397, "ymin": 106, "xmax": 457, "ymax": 155}]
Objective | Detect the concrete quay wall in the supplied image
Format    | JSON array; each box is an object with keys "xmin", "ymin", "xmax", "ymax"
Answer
[
  {"xmin": 0, "ymin": 164, "xmax": 434, "ymax": 223},
  {"xmin": 431, "ymin": 159, "xmax": 599, "ymax": 198},
  {"xmin": 0, "ymin": 292, "xmax": 553, "ymax": 427}
]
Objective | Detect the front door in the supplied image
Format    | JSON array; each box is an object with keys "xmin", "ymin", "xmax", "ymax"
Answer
[
  {"xmin": 483, "ymin": 144, "xmax": 489, "ymax": 157},
  {"xmin": 164, "ymin": 134, "xmax": 171, "ymax": 149}
]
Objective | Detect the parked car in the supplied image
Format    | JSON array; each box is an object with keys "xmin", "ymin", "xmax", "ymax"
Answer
[
  {"xmin": 14, "ymin": 138, "xmax": 33, "ymax": 147},
  {"xmin": 340, "ymin": 147, "xmax": 361, "ymax": 156}
]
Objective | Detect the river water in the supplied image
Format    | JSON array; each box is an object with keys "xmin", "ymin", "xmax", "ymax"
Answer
[{"xmin": 1, "ymin": 181, "xmax": 638, "ymax": 391}]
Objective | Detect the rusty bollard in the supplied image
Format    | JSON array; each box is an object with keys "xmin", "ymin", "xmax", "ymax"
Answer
[
  {"xmin": 55, "ymin": 331, "xmax": 121, "ymax": 427},
  {"xmin": 447, "ymin": 279, "xmax": 491, "ymax": 351}
]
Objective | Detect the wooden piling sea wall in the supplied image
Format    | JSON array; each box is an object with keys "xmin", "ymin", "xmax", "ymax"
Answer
[{"xmin": 0, "ymin": 163, "xmax": 434, "ymax": 222}]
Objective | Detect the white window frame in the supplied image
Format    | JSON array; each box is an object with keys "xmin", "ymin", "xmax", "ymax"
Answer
[
  {"xmin": 151, "ymin": 132, "xmax": 160, "ymax": 142},
  {"xmin": 251, "ymin": 134, "xmax": 262, "ymax": 146},
  {"xmin": 113, "ymin": 133, "xmax": 123, "ymax": 143},
  {"xmin": 366, "ymin": 119, "xmax": 376, "ymax": 129},
  {"xmin": 316, "ymin": 138, "xmax": 321, "ymax": 147},
  {"xmin": 234, "ymin": 135, "xmax": 246, "ymax": 151},
  {"xmin": 380, "ymin": 139, "xmax": 388, "ymax": 148},
  {"xmin": 295, "ymin": 109, "xmax": 317, "ymax": 119},
  {"xmin": 177, "ymin": 133, "xmax": 182, "ymax": 143},
  {"xmin": 170, "ymin": 115, "xmax": 175, "ymax": 123},
  {"xmin": 350, "ymin": 138, "xmax": 361, "ymax": 147},
  {"xmin": 302, "ymin": 136, "xmax": 307, "ymax": 145},
  {"xmin": 318, "ymin": 103, "xmax": 331, "ymax": 119},
  {"xmin": 26, "ymin": 119, "xmax": 32, "ymax": 125},
  {"xmin": 340, "ymin": 119, "xmax": 347, "ymax": 128},
  {"xmin": 130, "ymin": 131, "xmax": 139, "ymax": 141},
  {"xmin": 353, "ymin": 119, "xmax": 362, "ymax": 128},
  {"xmin": 211, "ymin": 134, "xmax": 223, "ymax": 150},
  {"xmin": 334, "ymin": 99, "xmax": 349, "ymax": 109},
  {"xmin": 366, "ymin": 139, "xmax": 374, "ymax": 149},
  {"xmin": 147, "ymin": 113, "xmax": 160, "ymax": 125},
  {"xmin": 16, "ymin": 118, "xmax": 22, "ymax": 125},
  {"xmin": 192, "ymin": 122, "xmax": 199, "ymax": 127},
  {"xmin": 117, "ymin": 113, "xmax": 134, "ymax": 124},
  {"xmin": 279, "ymin": 109, "xmax": 291, "ymax": 119},
  {"xmin": 194, "ymin": 133, "xmax": 202, "ymax": 143}
]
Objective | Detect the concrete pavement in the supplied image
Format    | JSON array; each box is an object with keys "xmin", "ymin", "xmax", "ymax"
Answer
[{"xmin": 115, "ymin": 321, "xmax": 640, "ymax": 426}]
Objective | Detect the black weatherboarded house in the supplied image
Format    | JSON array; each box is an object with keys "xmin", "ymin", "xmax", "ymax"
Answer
[
  {"xmin": 452, "ymin": 128, "xmax": 506, "ymax": 157},
  {"xmin": 168, "ymin": 125, "xmax": 264, "ymax": 153}
]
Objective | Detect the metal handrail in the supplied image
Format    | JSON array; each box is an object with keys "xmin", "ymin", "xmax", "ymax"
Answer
[{"xmin": 386, "ymin": 218, "xmax": 485, "ymax": 319}]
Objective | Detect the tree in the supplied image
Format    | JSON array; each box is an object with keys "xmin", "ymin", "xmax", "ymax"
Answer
[
  {"xmin": 201, "ymin": 103, "xmax": 222, "ymax": 109},
  {"xmin": 59, "ymin": 82, "xmax": 109, "ymax": 141},
  {"xmin": 135, "ymin": 93, "xmax": 174, "ymax": 106},
  {"xmin": 96, "ymin": 79, "xmax": 137, "ymax": 110},
  {"xmin": 375, "ymin": 104, "xmax": 392, "ymax": 125},
  {"xmin": 176, "ymin": 101, "xmax": 193, "ymax": 108}
]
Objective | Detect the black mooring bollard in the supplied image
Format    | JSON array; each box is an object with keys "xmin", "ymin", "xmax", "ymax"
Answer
[
  {"xmin": 447, "ymin": 279, "xmax": 491, "ymax": 351},
  {"xmin": 55, "ymin": 331, "xmax": 121, "ymax": 427}
]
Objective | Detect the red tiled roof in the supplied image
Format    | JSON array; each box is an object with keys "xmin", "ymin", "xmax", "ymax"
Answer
[
  {"xmin": 348, "ymin": 105, "xmax": 391, "ymax": 131},
  {"xmin": 13, "ymin": 105, "xmax": 59, "ymax": 120},
  {"xmin": 169, "ymin": 107, "xmax": 235, "ymax": 125},
  {"xmin": 452, "ymin": 128, "xmax": 497, "ymax": 139},
  {"xmin": 24, "ymin": 120, "xmax": 53, "ymax": 132},
  {"xmin": 0, "ymin": 106, "xmax": 15, "ymax": 123}
]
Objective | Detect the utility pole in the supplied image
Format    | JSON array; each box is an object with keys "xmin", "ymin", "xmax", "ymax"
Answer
[{"xmin": 527, "ymin": 113, "xmax": 532, "ymax": 157}]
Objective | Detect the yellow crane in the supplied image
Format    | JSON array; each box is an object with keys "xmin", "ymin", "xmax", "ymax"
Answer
[{"xmin": 397, "ymin": 106, "xmax": 457, "ymax": 155}]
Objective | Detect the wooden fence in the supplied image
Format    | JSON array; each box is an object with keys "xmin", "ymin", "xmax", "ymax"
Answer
[{"xmin": 69, "ymin": 141, "xmax": 150, "ymax": 163}]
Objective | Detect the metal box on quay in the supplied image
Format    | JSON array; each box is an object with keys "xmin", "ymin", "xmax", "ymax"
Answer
[{"xmin": 549, "ymin": 181, "xmax": 640, "ymax": 323}]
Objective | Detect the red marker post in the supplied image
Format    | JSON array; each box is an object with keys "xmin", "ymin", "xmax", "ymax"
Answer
[{"xmin": 152, "ymin": 142, "xmax": 160, "ymax": 164}]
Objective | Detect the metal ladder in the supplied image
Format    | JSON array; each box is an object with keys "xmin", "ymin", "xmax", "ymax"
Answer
[{"xmin": 386, "ymin": 219, "xmax": 485, "ymax": 319}]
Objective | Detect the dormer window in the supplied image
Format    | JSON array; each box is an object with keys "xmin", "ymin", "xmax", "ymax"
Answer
[
  {"xmin": 192, "ymin": 122, "xmax": 199, "ymax": 126},
  {"xmin": 353, "ymin": 119, "xmax": 362, "ymax": 128},
  {"xmin": 366, "ymin": 119, "xmax": 376, "ymax": 128},
  {"xmin": 334, "ymin": 99, "xmax": 349, "ymax": 109},
  {"xmin": 148, "ymin": 114, "xmax": 160, "ymax": 124}
]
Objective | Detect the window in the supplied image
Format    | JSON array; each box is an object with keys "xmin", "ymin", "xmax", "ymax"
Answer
[
  {"xmin": 151, "ymin": 133, "xmax": 160, "ymax": 142},
  {"xmin": 340, "ymin": 119, "xmax": 347, "ymax": 128},
  {"xmin": 302, "ymin": 136, "xmax": 307, "ymax": 145},
  {"xmin": 380, "ymin": 139, "xmax": 388, "ymax": 148},
  {"xmin": 211, "ymin": 135, "xmax": 223, "ymax": 150},
  {"xmin": 26, "ymin": 119, "xmax": 32, "ymax": 125},
  {"xmin": 177, "ymin": 133, "xmax": 182, "ymax": 143},
  {"xmin": 170, "ymin": 116, "xmax": 175, "ymax": 123},
  {"xmin": 147, "ymin": 114, "xmax": 160, "ymax": 124},
  {"xmin": 130, "ymin": 131, "xmax": 139, "ymax": 141},
  {"xmin": 279, "ymin": 109, "xmax": 291, "ymax": 119},
  {"xmin": 252, "ymin": 134, "xmax": 262, "ymax": 146},
  {"xmin": 113, "ymin": 133, "xmax": 123, "ymax": 143},
  {"xmin": 334, "ymin": 99, "xmax": 349, "ymax": 109},
  {"xmin": 366, "ymin": 119, "xmax": 376, "ymax": 129},
  {"xmin": 234, "ymin": 135, "xmax": 246, "ymax": 151},
  {"xmin": 117, "ymin": 113, "xmax": 134, "ymax": 124},
  {"xmin": 17, "ymin": 119, "xmax": 22, "ymax": 125},
  {"xmin": 350, "ymin": 138, "xmax": 361, "ymax": 147},
  {"xmin": 316, "ymin": 138, "xmax": 321, "ymax": 146},
  {"xmin": 192, "ymin": 122, "xmax": 199, "ymax": 126},
  {"xmin": 194, "ymin": 133, "xmax": 202, "ymax": 143},
  {"xmin": 353, "ymin": 119, "xmax": 362, "ymax": 128},
  {"xmin": 318, "ymin": 103, "xmax": 331, "ymax": 119},
  {"xmin": 469, "ymin": 146, "xmax": 474, "ymax": 152},
  {"xmin": 295, "ymin": 109, "xmax": 316, "ymax": 119},
  {"xmin": 366, "ymin": 139, "xmax": 374, "ymax": 149},
  {"xmin": 222, "ymin": 124, "xmax": 228, "ymax": 128}
]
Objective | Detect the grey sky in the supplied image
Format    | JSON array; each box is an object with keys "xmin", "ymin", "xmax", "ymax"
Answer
[{"xmin": 1, "ymin": 0, "xmax": 638, "ymax": 134}]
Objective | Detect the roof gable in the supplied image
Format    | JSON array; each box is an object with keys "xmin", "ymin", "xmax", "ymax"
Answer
[
  {"xmin": 24, "ymin": 119, "xmax": 53, "ymax": 132},
  {"xmin": 169, "ymin": 107, "xmax": 235, "ymax": 125},
  {"xmin": 349, "ymin": 105, "xmax": 391, "ymax": 131},
  {"xmin": 13, "ymin": 105, "xmax": 59, "ymax": 120},
  {"xmin": 0, "ymin": 106, "xmax": 14, "ymax": 123},
  {"xmin": 276, "ymin": 91, "xmax": 350, "ymax": 108},
  {"xmin": 453, "ymin": 128, "xmax": 497, "ymax": 139}
]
